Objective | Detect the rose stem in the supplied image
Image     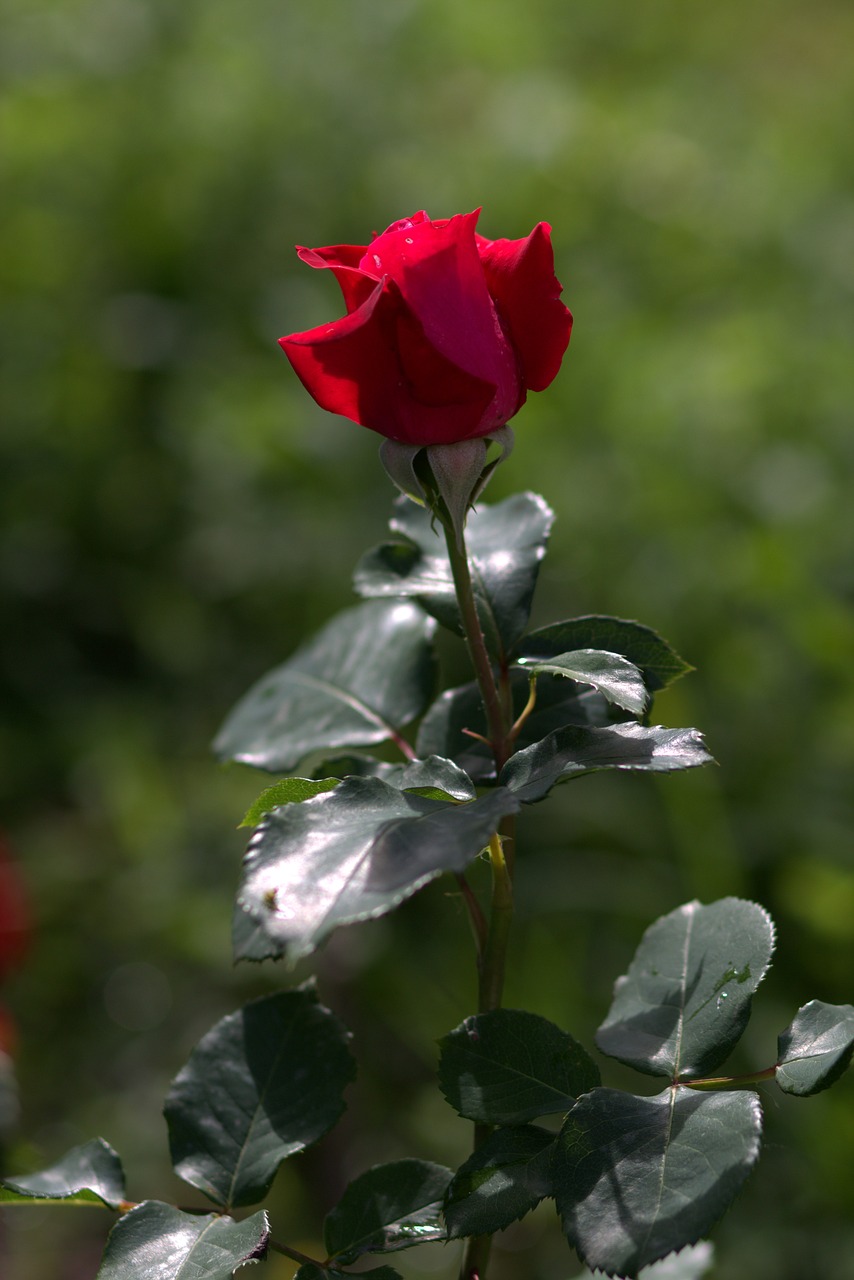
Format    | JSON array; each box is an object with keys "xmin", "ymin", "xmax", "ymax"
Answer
[{"xmin": 441, "ymin": 514, "xmax": 516, "ymax": 1280}]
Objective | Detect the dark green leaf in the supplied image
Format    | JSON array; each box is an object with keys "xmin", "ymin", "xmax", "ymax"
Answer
[
  {"xmin": 0, "ymin": 1139, "xmax": 125, "ymax": 1208},
  {"xmin": 354, "ymin": 492, "xmax": 554, "ymax": 658},
  {"xmin": 240, "ymin": 778, "xmax": 340, "ymax": 827},
  {"xmin": 519, "ymin": 617, "xmax": 691, "ymax": 692},
  {"xmin": 518, "ymin": 649, "xmax": 648, "ymax": 715},
  {"xmin": 444, "ymin": 1125, "xmax": 555, "ymax": 1239},
  {"xmin": 311, "ymin": 755, "xmax": 398, "ymax": 781},
  {"xmin": 96, "ymin": 1202, "xmax": 268, "ymax": 1279},
  {"xmin": 596, "ymin": 899, "xmax": 775, "ymax": 1080},
  {"xmin": 164, "ymin": 989, "xmax": 355, "ymax": 1208},
  {"xmin": 572, "ymin": 1241, "xmax": 715, "ymax": 1279},
  {"xmin": 438, "ymin": 1009, "xmax": 600, "ymax": 1124},
  {"xmin": 417, "ymin": 670, "xmax": 622, "ymax": 784},
  {"xmin": 213, "ymin": 600, "xmax": 436, "ymax": 773},
  {"xmin": 324, "ymin": 1159, "xmax": 451, "ymax": 1264},
  {"xmin": 237, "ymin": 777, "xmax": 518, "ymax": 962},
  {"xmin": 296, "ymin": 1266, "xmax": 402, "ymax": 1280},
  {"xmin": 500, "ymin": 723, "xmax": 714, "ymax": 803},
  {"xmin": 776, "ymin": 1000, "xmax": 854, "ymax": 1096},
  {"xmin": 554, "ymin": 1087, "xmax": 761, "ymax": 1277}
]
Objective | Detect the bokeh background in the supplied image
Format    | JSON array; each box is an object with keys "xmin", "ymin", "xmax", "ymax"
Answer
[{"xmin": 2, "ymin": 0, "xmax": 853, "ymax": 1276}]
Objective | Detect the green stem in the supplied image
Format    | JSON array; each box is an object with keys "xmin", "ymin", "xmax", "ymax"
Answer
[{"xmin": 680, "ymin": 1064, "xmax": 778, "ymax": 1091}]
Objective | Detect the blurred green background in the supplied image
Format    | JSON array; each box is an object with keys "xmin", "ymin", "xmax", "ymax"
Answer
[{"xmin": 2, "ymin": 0, "xmax": 853, "ymax": 1276}]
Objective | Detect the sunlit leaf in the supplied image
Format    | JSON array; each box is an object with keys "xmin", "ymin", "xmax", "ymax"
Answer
[
  {"xmin": 0, "ymin": 1139, "xmax": 125, "ymax": 1208},
  {"xmin": 500, "ymin": 723, "xmax": 713, "ymax": 803},
  {"xmin": 517, "ymin": 648, "xmax": 648, "ymax": 715},
  {"xmin": 554, "ymin": 1088, "xmax": 761, "ymax": 1277},
  {"xmin": 324, "ymin": 1160, "xmax": 451, "ymax": 1264},
  {"xmin": 164, "ymin": 989, "xmax": 355, "ymax": 1208},
  {"xmin": 96, "ymin": 1202, "xmax": 268, "ymax": 1279},
  {"xmin": 570, "ymin": 1241, "xmax": 715, "ymax": 1280},
  {"xmin": 439, "ymin": 1009, "xmax": 599, "ymax": 1124},
  {"xmin": 596, "ymin": 899, "xmax": 775, "ymax": 1079},
  {"xmin": 240, "ymin": 778, "xmax": 340, "ymax": 826},
  {"xmin": 237, "ymin": 777, "xmax": 517, "ymax": 962},
  {"xmin": 213, "ymin": 600, "xmax": 436, "ymax": 773},
  {"xmin": 518, "ymin": 617, "xmax": 691, "ymax": 692},
  {"xmin": 776, "ymin": 1000, "xmax": 854, "ymax": 1096},
  {"xmin": 354, "ymin": 492, "xmax": 554, "ymax": 658}
]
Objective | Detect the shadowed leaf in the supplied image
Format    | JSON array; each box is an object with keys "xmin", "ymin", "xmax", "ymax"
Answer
[
  {"xmin": 776, "ymin": 1000, "xmax": 854, "ymax": 1096},
  {"xmin": 324, "ymin": 1160, "xmax": 451, "ymax": 1264},
  {"xmin": 518, "ymin": 617, "xmax": 691, "ymax": 692},
  {"xmin": 164, "ymin": 990, "xmax": 355, "ymax": 1208},
  {"xmin": 444, "ymin": 1125, "xmax": 555, "ymax": 1238}
]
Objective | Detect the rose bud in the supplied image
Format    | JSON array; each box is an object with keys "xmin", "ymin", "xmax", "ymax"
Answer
[{"xmin": 279, "ymin": 209, "xmax": 571, "ymax": 447}]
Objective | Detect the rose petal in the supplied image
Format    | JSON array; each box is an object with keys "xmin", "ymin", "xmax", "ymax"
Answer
[
  {"xmin": 296, "ymin": 243, "xmax": 375, "ymax": 314},
  {"xmin": 280, "ymin": 279, "xmax": 496, "ymax": 446},
  {"xmin": 477, "ymin": 222, "xmax": 572, "ymax": 393}
]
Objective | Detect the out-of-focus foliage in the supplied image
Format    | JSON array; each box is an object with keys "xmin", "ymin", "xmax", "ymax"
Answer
[{"xmin": 2, "ymin": 0, "xmax": 853, "ymax": 1277}]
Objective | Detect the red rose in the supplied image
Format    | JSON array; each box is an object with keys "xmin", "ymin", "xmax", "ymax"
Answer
[{"xmin": 279, "ymin": 210, "xmax": 572, "ymax": 447}]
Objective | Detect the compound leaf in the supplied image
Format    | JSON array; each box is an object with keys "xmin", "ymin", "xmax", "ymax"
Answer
[
  {"xmin": 554, "ymin": 1087, "xmax": 761, "ymax": 1277},
  {"xmin": 324, "ymin": 1159, "xmax": 451, "ymax": 1264},
  {"xmin": 164, "ymin": 989, "xmax": 355, "ymax": 1208},
  {"xmin": 518, "ymin": 617, "xmax": 691, "ymax": 692},
  {"xmin": 354, "ymin": 493, "xmax": 554, "ymax": 658},
  {"xmin": 0, "ymin": 1138, "xmax": 125, "ymax": 1208},
  {"xmin": 500, "ymin": 723, "xmax": 713, "ymax": 804},
  {"xmin": 213, "ymin": 600, "xmax": 436, "ymax": 773},
  {"xmin": 96, "ymin": 1202, "xmax": 268, "ymax": 1279},
  {"xmin": 236, "ymin": 778, "xmax": 518, "ymax": 963},
  {"xmin": 776, "ymin": 1000, "xmax": 854, "ymax": 1096},
  {"xmin": 444, "ymin": 1125, "xmax": 555, "ymax": 1239},
  {"xmin": 438, "ymin": 1009, "xmax": 600, "ymax": 1125},
  {"xmin": 596, "ymin": 899, "xmax": 775, "ymax": 1080}
]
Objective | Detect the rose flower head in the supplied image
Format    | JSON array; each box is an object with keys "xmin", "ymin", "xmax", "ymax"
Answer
[{"xmin": 279, "ymin": 209, "xmax": 572, "ymax": 448}]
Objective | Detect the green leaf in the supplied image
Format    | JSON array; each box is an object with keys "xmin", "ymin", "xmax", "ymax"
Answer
[
  {"xmin": 164, "ymin": 989, "xmax": 355, "ymax": 1208},
  {"xmin": 518, "ymin": 617, "xmax": 691, "ymax": 692},
  {"xmin": 517, "ymin": 649, "xmax": 649, "ymax": 716},
  {"xmin": 380, "ymin": 755, "xmax": 477, "ymax": 802},
  {"xmin": 417, "ymin": 670, "xmax": 623, "ymax": 784},
  {"xmin": 237, "ymin": 777, "xmax": 518, "ymax": 963},
  {"xmin": 296, "ymin": 1266, "xmax": 402, "ymax": 1280},
  {"xmin": 500, "ymin": 723, "xmax": 714, "ymax": 803},
  {"xmin": 444, "ymin": 1125, "xmax": 555, "ymax": 1239},
  {"xmin": 596, "ymin": 899, "xmax": 775, "ymax": 1080},
  {"xmin": 571, "ymin": 1241, "xmax": 715, "ymax": 1280},
  {"xmin": 354, "ymin": 492, "xmax": 554, "ymax": 658},
  {"xmin": 213, "ymin": 600, "xmax": 436, "ymax": 773},
  {"xmin": 776, "ymin": 1000, "xmax": 854, "ymax": 1096},
  {"xmin": 438, "ymin": 1009, "xmax": 600, "ymax": 1124},
  {"xmin": 324, "ymin": 1159, "xmax": 451, "ymax": 1264},
  {"xmin": 96, "ymin": 1202, "xmax": 268, "ymax": 1279},
  {"xmin": 554, "ymin": 1087, "xmax": 761, "ymax": 1278},
  {"xmin": 240, "ymin": 778, "xmax": 340, "ymax": 826},
  {"xmin": 0, "ymin": 1139, "xmax": 125, "ymax": 1208}
]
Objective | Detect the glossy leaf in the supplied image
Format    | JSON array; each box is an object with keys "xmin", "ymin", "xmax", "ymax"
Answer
[
  {"xmin": 237, "ymin": 777, "xmax": 518, "ymax": 962},
  {"xmin": 554, "ymin": 1087, "xmax": 761, "ymax": 1277},
  {"xmin": 354, "ymin": 492, "xmax": 554, "ymax": 657},
  {"xmin": 500, "ymin": 723, "xmax": 714, "ymax": 804},
  {"xmin": 444, "ymin": 1125, "xmax": 555, "ymax": 1239},
  {"xmin": 213, "ymin": 600, "xmax": 436, "ymax": 773},
  {"xmin": 324, "ymin": 1159, "xmax": 451, "ymax": 1264},
  {"xmin": 379, "ymin": 755, "xmax": 477, "ymax": 802},
  {"xmin": 96, "ymin": 1201, "xmax": 269, "ymax": 1279},
  {"xmin": 438, "ymin": 1009, "xmax": 600, "ymax": 1124},
  {"xmin": 776, "ymin": 1000, "xmax": 854, "ymax": 1096},
  {"xmin": 518, "ymin": 617, "xmax": 691, "ymax": 692},
  {"xmin": 596, "ymin": 899, "xmax": 775, "ymax": 1080},
  {"xmin": 0, "ymin": 1138, "xmax": 125, "ymax": 1208},
  {"xmin": 164, "ymin": 989, "xmax": 355, "ymax": 1208},
  {"xmin": 571, "ymin": 1242, "xmax": 715, "ymax": 1280},
  {"xmin": 517, "ymin": 649, "xmax": 648, "ymax": 715},
  {"xmin": 240, "ymin": 778, "xmax": 340, "ymax": 827},
  {"xmin": 417, "ymin": 670, "xmax": 623, "ymax": 784}
]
